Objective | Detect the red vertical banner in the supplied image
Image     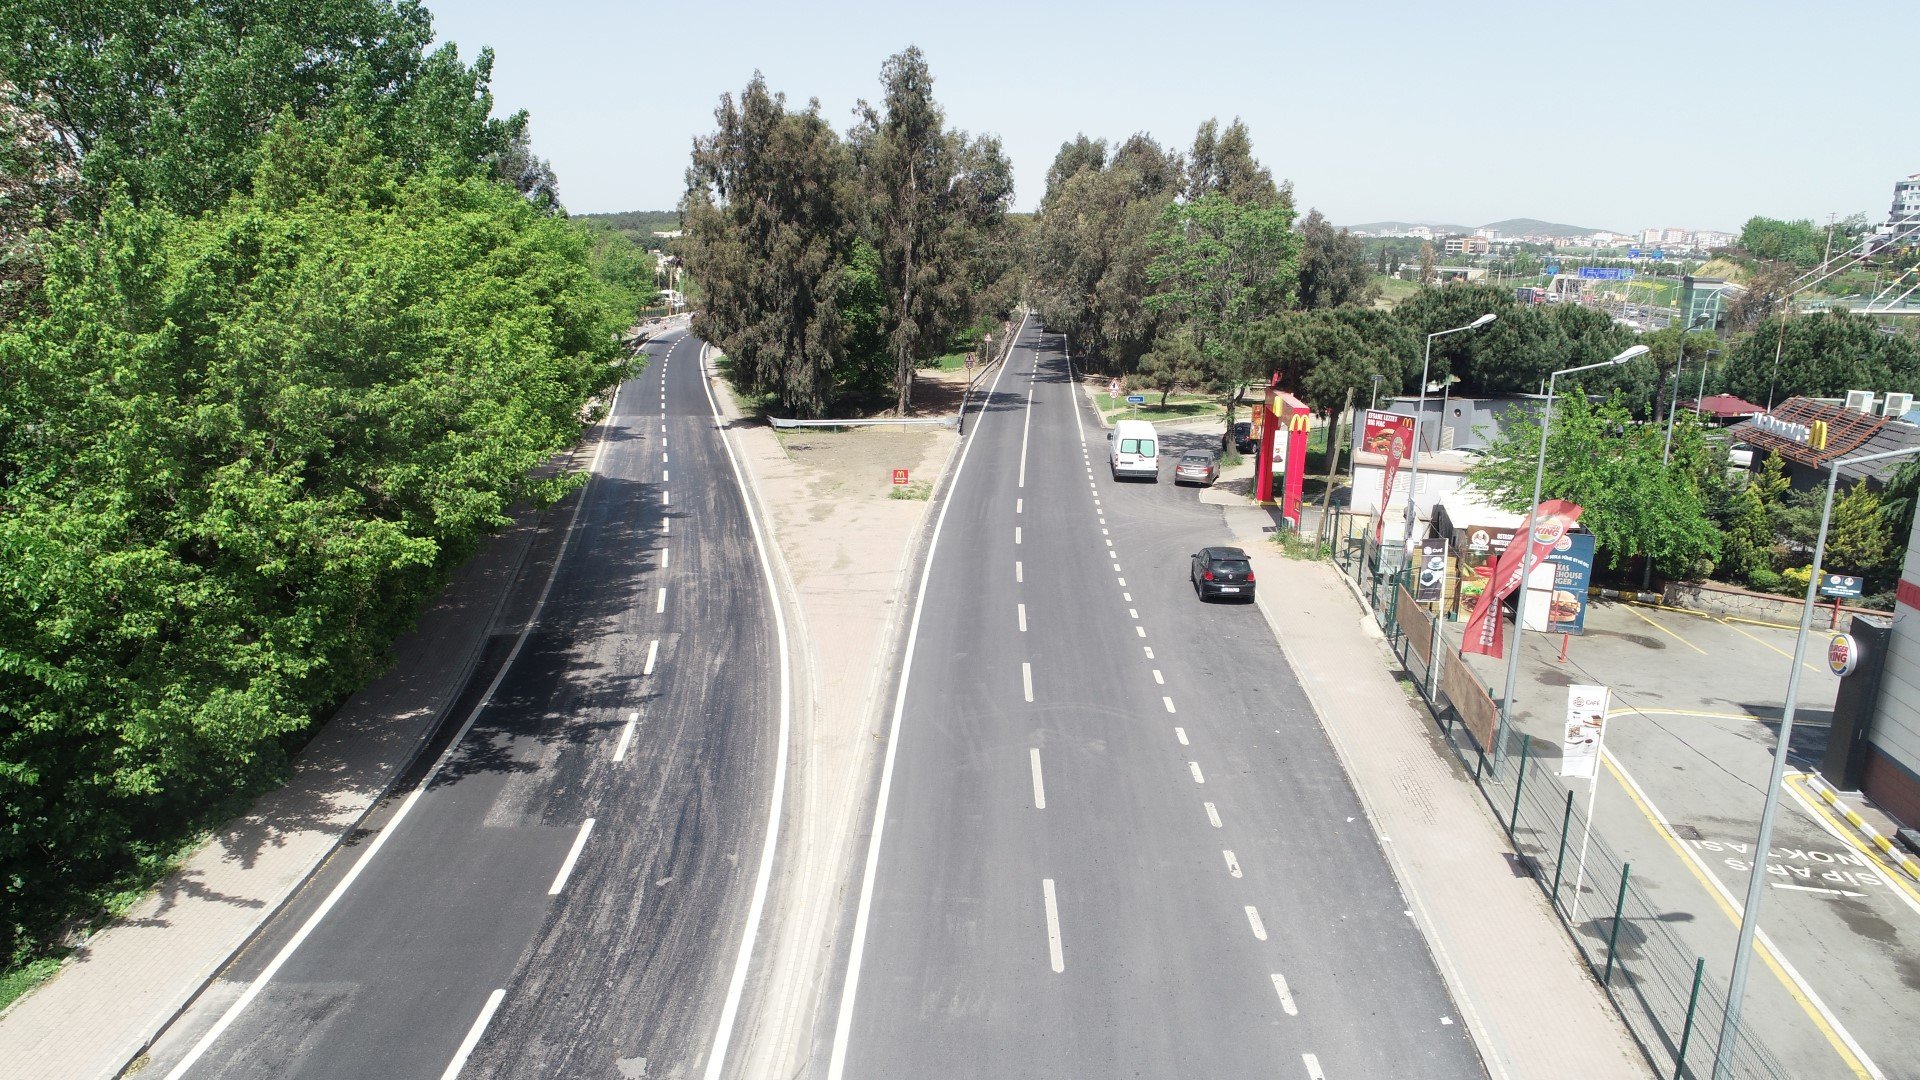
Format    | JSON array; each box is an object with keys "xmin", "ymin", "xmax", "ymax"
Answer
[
  {"xmin": 1254, "ymin": 391, "xmax": 1276, "ymax": 505},
  {"xmin": 1460, "ymin": 500, "xmax": 1585, "ymax": 658},
  {"xmin": 1363, "ymin": 410, "xmax": 1414, "ymax": 544}
]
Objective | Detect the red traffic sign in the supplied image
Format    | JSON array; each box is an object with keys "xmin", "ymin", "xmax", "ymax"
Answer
[{"xmin": 892, "ymin": 468, "xmax": 910, "ymax": 485}]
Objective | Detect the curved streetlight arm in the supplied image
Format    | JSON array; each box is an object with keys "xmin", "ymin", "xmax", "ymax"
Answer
[{"xmin": 1404, "ymin": 315, "xmax": 1499, "ymax": 538}]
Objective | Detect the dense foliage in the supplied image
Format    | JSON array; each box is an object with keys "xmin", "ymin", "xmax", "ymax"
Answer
[
  {"xmin": 682, "ymin": 50, "xmax": 1015, "ymax": 417},
  {"xmin": 0, "ymin": 3, "xmax": 624, "ymax": 975}
]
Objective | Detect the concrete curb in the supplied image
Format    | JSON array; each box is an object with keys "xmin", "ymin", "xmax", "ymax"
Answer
[{"xmin": 1801, "ymin": 774, "xmax": 1920, "ymax": 881}]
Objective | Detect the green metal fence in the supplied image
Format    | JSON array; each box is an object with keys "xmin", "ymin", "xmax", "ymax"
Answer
[{"xmin": 1329, "ymin": 521, "xmax": 1791, "ymax": 1080}]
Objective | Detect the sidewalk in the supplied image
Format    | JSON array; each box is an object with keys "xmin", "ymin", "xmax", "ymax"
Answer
[
  {"xmin": 1220, "ymin": 502, "xmax": 1647, "ymax": 1080},
  {"xmin": 0, "ymin": 473, "xmax": 572, "ymax": 1080}
]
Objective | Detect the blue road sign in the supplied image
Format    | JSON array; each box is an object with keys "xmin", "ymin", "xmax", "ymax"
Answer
[
  {"xmin": 1545, "ymin": 262, "xmax": 1560, "ymax": 276},
  {"xmin": 1125, "ymin": 394, "xmax": 1146, "ymax": 406},
  {"xmin": 1579, "ymin": 267, "xmax": 1633, "ymax": 280},
  {"xmin": 1629, "ymin": 248, "xmax": 1641, "ymax": 259},
  {"xmin": 1651, "ymin": 249, "xmax": 1665, "ymax": 260}
]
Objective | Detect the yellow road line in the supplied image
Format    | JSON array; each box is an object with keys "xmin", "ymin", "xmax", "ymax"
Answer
[
  {"xmin": 1601, "ymin": 753, "xmax": 1876, "ymax": 1079},
  {"xmin": 1622, "ymin": 603, "xmax": 1707, "ymax": 654},
  {"xmin": 1718, "ymin": 619, "xmax": 1825, "ymax": 675},
  {"xmin": 1610, "ymin": 707, "xmax": 1767, "ymax": 724},
  {"xmin": 1789, "ymin": 775, "xmax": 1920, "ymax": 902}
]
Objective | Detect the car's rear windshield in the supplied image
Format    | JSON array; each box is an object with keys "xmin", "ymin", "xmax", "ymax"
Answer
[
  {"xmin": 1181, "ymin": 453, "xmax": 1210, "ymax": 463},
  {"xmin": 1214, "ymin": 559, "xmax": 1252, "ymax": 574},
  {"xmin": 1120, "ymin": 439, "xmax": 1156, "ymax": 456}
]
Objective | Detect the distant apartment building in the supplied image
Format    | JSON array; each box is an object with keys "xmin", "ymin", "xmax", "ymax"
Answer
[
  {"xmin": 1443, "ymin": 236, "xmax": 1491, "ymax": 255},
  {"xmin": 1408, "ymin": 225, "xmax": 1435, "ymax": 240},
  {"xmin": 1690, "ymin": 230, "xmax": 1736, "ymax": 250}
]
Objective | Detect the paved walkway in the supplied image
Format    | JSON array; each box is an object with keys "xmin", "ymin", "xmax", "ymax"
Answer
[
  {"xmin": 1220, "ymin": 503, "xmax": 1648, "ymax": 1080},
  {"xmin": 0, "ymin": 452, "xmax": 586, "ymax": 1080}
]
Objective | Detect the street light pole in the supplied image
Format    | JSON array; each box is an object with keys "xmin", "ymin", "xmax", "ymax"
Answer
[
  {"xmin": 1405, "ymin": 314, "xmax": 1496, "ymax": 542},
  {"xmin": 1495, "ymin": 345, "xmax": 1648, "ymax": 765},
  {"xmin": 1369, "ymin": 374, "xmax": 1383, "ymax": 413},
  {"xmin": 1712, "ymin": 442, "xmax": 1920, "ymax": 1078}
]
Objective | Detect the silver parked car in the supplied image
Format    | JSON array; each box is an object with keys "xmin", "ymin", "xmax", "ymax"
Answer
[{"xmin": 1173, "ymin": 450, "xmax": 1219, "ymax": 486}]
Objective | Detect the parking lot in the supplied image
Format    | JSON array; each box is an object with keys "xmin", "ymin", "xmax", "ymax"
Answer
[{"xmin": 1456, "ymin": 598, "xmax": 1920, "ymax": 1080}]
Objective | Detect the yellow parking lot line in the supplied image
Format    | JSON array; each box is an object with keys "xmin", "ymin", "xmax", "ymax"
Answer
[
  {"xmin": 1622, "ymin": 604, "xmax": 1707, "ymax": 654},
  {"xmin": 1601, "ymin": 753, "xmax": 1875, "ymax": 1079},
  {"xmin": 1786, "ymin": 774, "xmax": 1920, "ymax": 909},
  {"xmin": 1718, "ymin": 619, "xmax": 1824, "ymax": 675}
]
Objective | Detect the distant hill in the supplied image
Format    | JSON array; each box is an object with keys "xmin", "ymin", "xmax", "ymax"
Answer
[
  {"xmin": 1342, "ymin": 219, "xmax": 1473, "ymax": 235},
  {"xmin": 1341, "ymin": 216, "xmax": 1622, "ymax": 238}
]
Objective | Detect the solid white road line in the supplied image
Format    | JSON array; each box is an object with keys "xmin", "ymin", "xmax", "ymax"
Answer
[
  {"xmin": 162, "ymin": 378, "xmax": 629, "ymax": 1080},
  {"xmin": 828, "ymin": 312, "xmax": 1029, "ymax": 1080},
  {"xmin": 695, "ymin": 329, "xmax": 797, "ymax": 1080},
  {"xmin": 548, "ymin": 818, "xmax": 596, "ymax": 895},
  {"xmin": 1042, "ymin": 879, "xmax": 1066, "ymax": 973},
  {"xmin": 1022, "ymin": 662, "xmax": 1034, "ymax": 703},
  {"xmin": 1224, "ymin": 850, "xmax": 1242, "ymax": 878},
  {"xmin": 1205, "ymin": 802, "xmax": 1223, "ymax": 828},
  {"xmin": 1163, "ymin": 696, "xmax": 1177, "ymax": 714},
  {"xmin": 1189, "ymin": 762, "xmax": 1206, "ymax": 784},
  {"xmin": 656, "ymin": 587, "xmax": 667, "ymax": 614},
  {"xmin": 438, "ymin": 988, "xmax": 506, "ymax": 1080},
  {"xmin": 1030, "ymin": 748, "xmax": 1047, "ymax": 810},
  {"xmin": 1271, "ymin": 973, "xmax": 1299, "ymax": 1016},
  {"xmin": 1302, "ymin": 1052, "xmax": 1326, "ymax": 1080},
  {"xmin": 613, "ymin": 712, "xmax": 639, "ymax": 762},
  {"xmin": 644, "ymin": 639, "xmax": 659, "ymax": 676},
  {"xmin": 1246, "ymin": 906, "xmax": 1268, "ymax": 941},
  {"xmin": 1174, "ymin": 727, "xmax": 1187, "ymax": 745},
  {"xmin": 1153, "ymin": 669, "xmax": 1164, "ymax": 685},
  {"xmin": 1018, "ymin": 604, "xmax": 1027, "ymax": 632},
  {"xmin": 1018, "ymin": 377, "xmax": 1035, "ymax": 489}
]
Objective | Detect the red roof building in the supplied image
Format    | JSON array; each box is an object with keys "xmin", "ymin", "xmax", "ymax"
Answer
[{"xmin": 1681, "ymin": 394, "xmax": 1764, "ymax": 420}]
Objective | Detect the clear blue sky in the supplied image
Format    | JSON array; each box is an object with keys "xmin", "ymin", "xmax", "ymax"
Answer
[{"xmin": 429, "ymin": 0, "xmax": 1915, "ymax": 233}]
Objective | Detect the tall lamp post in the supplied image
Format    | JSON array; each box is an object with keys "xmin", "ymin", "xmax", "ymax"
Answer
[
  {"xmin": 1495, "ymin": 345, "xmax": 1649, "ymax": 764},
  {"xmin": 1662, "ymin": 313, "xmax": 1715, "ymax": 466},
  {"xmin": 1405, "ymin": 313, "xmax": 1497, "ymax": 541},
  {"xmin": 1713, "ymin": 442, "xmax": 1920, "ymax": 1078}
]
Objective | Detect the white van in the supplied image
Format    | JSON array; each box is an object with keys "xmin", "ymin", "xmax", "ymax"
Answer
[{"xmin": 1109, "ymin": 419, "xmax": 1159, "ymax": 481}]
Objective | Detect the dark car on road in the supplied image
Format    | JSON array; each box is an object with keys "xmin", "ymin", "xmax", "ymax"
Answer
[
  {"xmin": 1173, "ymin": 450, "xmax": 1219, "ymax": 486},
  {"xmin": 1190, "ymin": 546, "xmax": 1256, "ymax": 601},
  {"xmin": 1222, "ymin": 421, "xmax": 1256, "ymax": 454}
]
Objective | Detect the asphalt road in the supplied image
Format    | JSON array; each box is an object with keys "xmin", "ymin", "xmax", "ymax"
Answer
[
  {"xmin": 154, "ymin": 329, "xmax": 784, "ymax": 1080},
  {"xmin": 831, "ymin": 320, "xmax": 1487, "ymax": 1078}
]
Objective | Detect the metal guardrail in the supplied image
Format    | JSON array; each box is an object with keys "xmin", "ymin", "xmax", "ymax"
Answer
[
  {"xmin": 1326, "ymin": 518, "xmax": 1792, "ymax": 1080},
  {"xmin": 766, "ymin": 416, "xmax": 957, "ymax": 430}
]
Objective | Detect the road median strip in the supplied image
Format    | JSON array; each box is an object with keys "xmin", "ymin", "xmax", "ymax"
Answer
[{"xmin": 1799, "ymin": 774, "xmax": 1920, "ymax": 883}]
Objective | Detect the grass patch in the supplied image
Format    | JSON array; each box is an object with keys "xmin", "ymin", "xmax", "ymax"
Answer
[
  {"xmin": 713, "ymin": 353, "xmax": 776, "ymax": 416},
  {"xmin": 888, "ymin": 480, "xmax": 933, "ymax": 500},
  {"xmin": 0, "ymin": 955, "xmax": 62, "ymax": 1013},
  {"xmin": 1095, "ymin": 391, "xmax": 1220, "ymax": 425},
  {"xmin": 1270, "ymin": 529, "xmax": 1330, "ymax": 561},
  {"xmin": 1372, "ymin": 276, "xmax": 1422, "ymax": 308}
]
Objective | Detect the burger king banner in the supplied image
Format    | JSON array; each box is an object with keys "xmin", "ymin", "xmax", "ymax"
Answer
[
  {"xmin": 1460, "ymin": 500, "xmax": 1584, "ymax": 659},
  {"xmin": 1544, "ymin": 532, "xmax": 1596, "ymax": 634}
]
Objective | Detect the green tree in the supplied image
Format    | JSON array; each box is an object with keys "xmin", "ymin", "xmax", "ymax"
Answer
[
  {"xmin": 1737, "ymin": 216, "xmax": 1827, "ymax": 267},
  {"xmin": 1720, "ymin": 309, "xmax": 1920, "ymax": 406},
  {"xmin": 1720, "ymin": 480, "xmax": 1773, "ymax": 579},
  {"xmin": 849, "ymin": 47, "xmax": 1013, "ymax": 413},
  {"xmin": 1296, "ymin": 209, "xmax": 1377, "ymax": 310},
  {"xmin": 1826, "ymin": 482, "xmax": 1891, "ymax": 576},
  {"xmin": 1185, "ymin": 117, "xmax": 1282, "ymax": 206},
  {"xmin": 682, "ymin": 74, "xmax": 853, "ymax": 417},
  {"xmin": 0, "ymin": 0, "xmax": 527, "ymax": 217},
  {"xmin": 1417, "ymin": 240, "xmax": 1436, "ymax": 284},
  {"xmin": 1467, "ymin": 392, "xmax": 1722, "ymax": 575},
  {"xmin": 1134, "ymin": 326, "xmax": 1206, "ymax": 406},
  {"xmin": 0, "ymin": 124, "xmax": 625, "ymax": 965}
]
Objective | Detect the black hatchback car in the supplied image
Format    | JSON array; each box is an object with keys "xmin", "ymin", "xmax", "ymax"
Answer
[
  {"xmin": 1190, "ymin": 546, "xmax": 1256, "ymax": 601},
  {"xmin": 1222, "ymin": 421, "xmax": 1257, "ymax": 454}
]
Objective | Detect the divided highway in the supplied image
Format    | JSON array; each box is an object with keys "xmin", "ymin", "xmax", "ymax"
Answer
[
  {"xmin": 153, "ymin": 329, "xmax": 787, "ymax": 1080},
  {"xmin": 830, "ymin": 319, "xmax": 1487, "ymax": 1078}
]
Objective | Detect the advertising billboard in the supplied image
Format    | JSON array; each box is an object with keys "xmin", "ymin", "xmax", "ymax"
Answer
[
  {"xmin": 1363, "ymin": 410, "xmax": 1415, "ymax": 544},
  {"xmin": 1544, "ymin": 532, "xmax": 1596, "ymax": 634}
]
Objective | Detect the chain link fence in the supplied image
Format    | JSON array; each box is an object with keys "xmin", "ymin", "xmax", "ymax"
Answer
[{"xmin": 1326, "ymin": 512, "xmax": 1791, "ymax": 1080}]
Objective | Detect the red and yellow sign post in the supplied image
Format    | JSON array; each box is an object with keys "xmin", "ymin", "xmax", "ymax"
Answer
[{"xmin": 1255, "ymin": 385, "xmax": 1312, "ymax": 527}]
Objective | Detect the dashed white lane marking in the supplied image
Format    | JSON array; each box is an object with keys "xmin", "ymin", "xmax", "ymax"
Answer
[
  {"xmin": 1142, "ymin": 646, "xmax": 1154, "ymax": 659},
  {"xmin": 1030, "ymin": 748, "xmax": 1046, "ymax": 810},
  {"xmin": 662, "ymin": 452, "xmax": 669, "ymax": 462},
  {"xmin": 656, "ymin": 587, "xmax": 667, "ymax": 614},
  {"xmin": 1101, "ymin": 528, "xmax": 1109, "ymax": 535},
  {"xmin": 613, "ymin": 712, "xmax": 639, "ymax": 762},
  {"xmin": 1016, "ymin": 561, "xmax": 1023, "ymax": 583},
  {"xmin": 1128, "ymin": 608, "xmax": 1138, "ymax": 619},
  {"xmin": 1174, "ymin": 726, "xmax": 1187, "ymax": 745},
  {"xmin": 1245, "ymin": 906, "xmax": 1268, "ymax": 941},
  {"xmin": 1042, "ymin": 879, "xmax": 1065, "ymax": 973},
  {"xmin": 1153, "ymin": 669, "xmax": 1164, "ymax": 685},
  {"xmin": 1018, "ymin": 604, "xmax": 1028, "ymax": 632},
  {"xmin": 1188, "ymin": 761, "xmax": 1205, "ymax": 784},
  {"xmin": 1122, "ymin": 592, "xmax": 1131, "ymax": 602},
  {"xmin": 1162, "ymin": 696, "xmax": 1177, "ymax": 714},
  {"xmin": 663, "ymin": 469, "xmax": 670, "ymax": 482},
  {"xmin": 1105, "ymin": 539, "xmax": 1113, "ymax": 548},
  {"xmin": 1135, "ymin": 626, "xmax": 1146, "ymax": 638},
  {"xmin": 1022, "ymin": 662, "xmax": 1034, "ymax": 702},
  {"xmin": 548, "ymin": 818, "xmax": 596, "ymax": 895},
  {"xmin": 644, "ymin": 639, "xmax": 659, "ymax": 676},
  {"xmin": 1016, "ymin": 498, "xmax": 1023, "ymax": 514},
  {"xmin": 1205, "ymin": 802, "xmax": 1223, "ymax": 828},
  {"xmin": 662, "ymin": 423, "xmax": 667, "ymax": 432},
  {"xmin": 1272, "ymin": 974, "xmax": 1299, "ymax": 1016},
  {"xmin": 1224, "ymin": 850, "xmax": 1242, "ymax": 878},
  {"xmin": 663, "ymin": 490, "xmax": 671, "ymax": 505},
  {"xmin": 1302, "ymin": 1052, "xmax": 1326, "ymax": 1080},
  {"xmin": 1117, "ymin": 577, "xmax": 1126, "ymax": 587},
  {"xmin": 439, "ymin": 988, "xmax": 506, "ymax": 1080},
  {"xmin": 662, "ymin": 517, "xmax": 670, "ymax": 535},
  {"xmin": 1015, "ymin": 526, "xmax": 1022, "ymax": 545},
  {"xmin": 661, "ymin": 548, "xmax": 671, "ymax": 568}
]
